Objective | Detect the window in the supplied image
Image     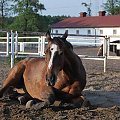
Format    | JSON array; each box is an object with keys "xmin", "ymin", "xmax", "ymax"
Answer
[
  {"xmin": 55, "ymin": 30, "xmax": 58, "ymax": 34},
  {"xmin": 100, "ymin": 30, "xmax": 103, "ymax": 34},
  {"xmin": 113, "ymin": 30, "xmax": 117, "ymax": 35},
  {"xmin": 87, "ymin": 30, "xmax": 91, "ymax": 35},
  {"xmin": 76, "ymin": 30, "xmax": 79, "ymax": 35}
]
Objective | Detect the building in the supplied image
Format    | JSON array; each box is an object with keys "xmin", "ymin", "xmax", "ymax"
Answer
[{"xmin": 51, "ymin": 11, "xmax": 120, "ymax": 42}]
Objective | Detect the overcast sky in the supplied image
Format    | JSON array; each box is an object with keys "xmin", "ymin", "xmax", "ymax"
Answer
[{"xmin": 40, "ymin": 0, "xmax": 106, "ymax": 17}]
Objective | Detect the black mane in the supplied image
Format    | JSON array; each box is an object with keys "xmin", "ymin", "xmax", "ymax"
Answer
[{"xmin": 53, "ymin": 37, "xmax": 73, "ymax": 50}]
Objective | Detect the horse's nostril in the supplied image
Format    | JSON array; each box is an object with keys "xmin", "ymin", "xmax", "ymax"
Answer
[
  {"xmin": 46, "ymin": 75, "xmax": 50, "ymax": 86},
  {"xmin": 46, "ymin": 74, "xmax": 56, "ymax": 86}
]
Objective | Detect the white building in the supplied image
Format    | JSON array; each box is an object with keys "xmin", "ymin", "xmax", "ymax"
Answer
[{"xmin": 51, "ymin": 11, "xmax": 120, "ymax": 42}]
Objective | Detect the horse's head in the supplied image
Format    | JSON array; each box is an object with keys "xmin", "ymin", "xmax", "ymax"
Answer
[
  {"xmin": 45, "ymin": 31, "xmax": 72, "ymax": 86},
  {"xmin": 97, "ymin": 45, "xmax": 103, "ymax": 56}
]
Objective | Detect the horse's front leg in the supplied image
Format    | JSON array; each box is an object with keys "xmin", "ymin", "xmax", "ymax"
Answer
[
  {"xmin": 26, "ymin": 96, "xmax": 55, "ymax": 109},
  {"xmin": 69, "ymin": 95, "xmax": 91, "ymax": 108},
  {"xmin": 26, "ymin": 99, "xmax": 53, "ymax": 109},
  {"xmin": 68, "ymin": 81, "xmax": 90, "ymax": 107}
]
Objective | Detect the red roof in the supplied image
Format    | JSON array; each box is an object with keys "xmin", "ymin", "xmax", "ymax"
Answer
[{"xmin": 51, "ymin": 15, "xmax": 120, "ymax": 28}]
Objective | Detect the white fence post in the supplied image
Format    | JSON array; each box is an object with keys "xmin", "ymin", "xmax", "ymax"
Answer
[
  {"xmin": 40, "ymin": 36, "xmax": 43, "ymax": 56},
  {"xmin": 107, "ymin": 37, "xmax": 110, "ymax": 57},
  {"xmin": 20, "ymin": 42, "xmax": 24, "ymax": 52},
  {"xmin": 11, "ymin": 31, "xmax": 15, "ymax": 68},
  {"xmin": 42, "ymin": 36, "xmax": 45, "ymax": 56},
  {"xmin": 15, "ymin": 31, "xmax": 18, "ymax": 56},
  {"xmin": 40, "ymin": 36, "xmax": 45, "ymax": 56},
  {"xmin": 6, "ymin": 32, "xmax": 10, "ymax": 56},
  {"xmin": 103, "ymin": 36, "xmax": 108, "ymax": 72},
  {"xmin": 38, "ymin": 37, "xmax": 41, "ymax": 56}
]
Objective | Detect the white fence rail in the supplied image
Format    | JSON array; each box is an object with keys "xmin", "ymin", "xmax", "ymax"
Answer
[
  {"xmin": 52, "ymin": 33, "xmax": 108, "ymax": 72},
  {"xmin": 0, "ymin": 31, "xmax": 45, "ymax": 68},
  {"xmin": 0, "ymin": 31, "xmax": 120, "ymax": 72}
]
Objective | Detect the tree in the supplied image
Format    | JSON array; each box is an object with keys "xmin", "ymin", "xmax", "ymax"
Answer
[
  {"xmin": 104, "ymin": 0, "xmax": 120, "ymax": 15},
  {"xmin": 0, "ymin": 0, "xmax": 11, "ymax": 29},
  {"xmin": 8, "ymin": 15, "xmax": 70, "ymax": 33},
  {"xmin": 10, "ymin": 0, "xmax": 45, "ymax": 32}
]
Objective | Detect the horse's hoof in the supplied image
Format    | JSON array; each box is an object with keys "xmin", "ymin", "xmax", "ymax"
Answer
[
  {"xmin": 18, "ymin": 96, "xmax": 27, "ymax": 104},
  {"xmin": 8, "ymin": 92, "xmax": 20, "ymax": 100},
  {"xmin": 61, "ymin": 103, "xmax": 76, "ymax": 108},
  {"xmin": 53, "ymin": 101, "xmax": 61, "ymax": 106},
  {"xmin": 32, "ymin": 102, "xmax": 50, "ymax": 110},
  {"xmin": 82, "ymin": 99, "xmax": 91, "ymax": 107},
  {"xmin": 26, "ymin": 100, "xmax": 35, "ymax": 109}
]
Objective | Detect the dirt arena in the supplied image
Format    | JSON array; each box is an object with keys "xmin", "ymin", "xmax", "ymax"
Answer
[{"xmin": 0, "ymin": 46, "xmax": 120, "ymax": 120}]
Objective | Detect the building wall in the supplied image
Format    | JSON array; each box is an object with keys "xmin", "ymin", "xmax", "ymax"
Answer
[
  {"xmin": 51, "ymin": 27, "xmax": 120, "ymax": 42},
  {"xmin": 100, "ymin": 27, "xmax": 120, "ymax": 35},
  {"xmin": 51, "ymin": 27, "xmax": 120, "ymax": 36},
  {"xmin": 51, "ymin": 28, "xmax": 97, "ymax": 35}
]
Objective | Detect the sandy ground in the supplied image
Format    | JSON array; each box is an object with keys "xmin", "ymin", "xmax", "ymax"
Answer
[{"xmin": 0, "ymin": 46, "xmax": 120, "ymax": 120}]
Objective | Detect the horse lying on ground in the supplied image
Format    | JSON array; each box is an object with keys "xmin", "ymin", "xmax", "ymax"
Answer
[
  {"xmin": 97, "ymin": 40, "xmax": 120, "ymax": 56},
  {"xmin": 0, "ymin": 31, "xmax": 89, "ymax": 109}
]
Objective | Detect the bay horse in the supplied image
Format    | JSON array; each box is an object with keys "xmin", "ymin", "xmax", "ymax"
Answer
[
  {"xmin": 0, "ymin": 31, "xmax": 87, "ymax": 109},
  {"xmin": 97, "ymin": 40, "xmax": 120, "ymax": 56}
]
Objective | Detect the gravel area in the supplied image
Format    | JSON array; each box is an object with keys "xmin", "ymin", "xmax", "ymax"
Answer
[{"xmin": 0, "ymin": 46, "xmax": 120, "ymax": 120}]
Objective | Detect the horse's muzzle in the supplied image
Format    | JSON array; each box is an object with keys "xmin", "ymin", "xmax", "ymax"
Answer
[{"xmin": 46, "ymin": 74, "xmax": 56, "ymax": 86}]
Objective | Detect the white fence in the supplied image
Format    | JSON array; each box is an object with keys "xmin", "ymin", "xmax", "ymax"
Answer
[
  {"xmin": 0, "ymin": 31, "xmax": 45, "ymax": 68},
  {"xmin": 52, "ymin": 33, "xmax": 108, "ymax": 72},
  {"xmin": 0, "ymin": 31, "xmax": 120, "ymax": 72}
]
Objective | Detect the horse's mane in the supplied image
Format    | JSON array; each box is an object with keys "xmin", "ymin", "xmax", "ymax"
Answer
[{"xmin": 53, "ymin": 37, "xmax": 73, "ymax": 50}]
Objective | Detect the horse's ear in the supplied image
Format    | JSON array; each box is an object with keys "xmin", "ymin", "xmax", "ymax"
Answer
[
  {"xmin": 46, "ymin": 31, "xmax": 52, "ymax": 42},
  {"xmin": 62, "ymin": 30, "xmax": 68, "ymax": 40}
]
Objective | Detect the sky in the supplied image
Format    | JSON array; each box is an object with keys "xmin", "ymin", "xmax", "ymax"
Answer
[{"xmin": 40, "ymin": 0, "xmax": 106, "ymax": 17}]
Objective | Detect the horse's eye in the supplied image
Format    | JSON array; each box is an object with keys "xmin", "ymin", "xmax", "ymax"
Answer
[{"xmin": 50, "ymin": 48, "xmax": 54, "ymax": 51}]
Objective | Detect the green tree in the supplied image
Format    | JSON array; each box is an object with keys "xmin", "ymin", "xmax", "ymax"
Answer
[
  {"xmin": 0, "ymin": 0, "xmax": 11, "ymax": 29},
  {"xmin": 44, "ymin": 15, "xmax": 70, "ymax": 30},
  {"xmin": 10, "ymin": 0, "xmax": 45, "ymax": 32},
  {"xmin": 104, "ymin": 0, "xmax": 120, "ymax": 15}
]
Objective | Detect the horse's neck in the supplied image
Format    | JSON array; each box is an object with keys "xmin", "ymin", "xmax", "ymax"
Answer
[{"xmin": 63, "ymin": 50, "xmax": 81, "ymax": 79}]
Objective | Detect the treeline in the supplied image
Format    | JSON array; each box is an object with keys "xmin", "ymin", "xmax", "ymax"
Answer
[
  {"xmin": 2, "ymin": 15, "xmax": 69, "ymax": 32},
  {"xmin": 0, "ymin": 0, "xmax": 69, "ymax": 33}
]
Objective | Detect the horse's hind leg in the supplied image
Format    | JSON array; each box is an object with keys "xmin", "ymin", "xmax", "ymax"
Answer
[{"xmin": 0, "ymin": 62, "xmax": 26, "ymax": 98}]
